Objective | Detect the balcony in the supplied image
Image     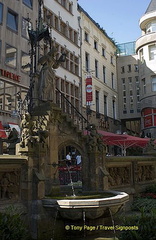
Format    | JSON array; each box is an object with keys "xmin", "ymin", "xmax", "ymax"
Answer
[{"xmin": 136, "ymin": 32, "xmax": 156, "ymax": 52}]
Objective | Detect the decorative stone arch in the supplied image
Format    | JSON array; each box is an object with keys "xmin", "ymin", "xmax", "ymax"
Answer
[{"xmin": 58, "ymin": 140, "xmax": 85, "ymax": 162}]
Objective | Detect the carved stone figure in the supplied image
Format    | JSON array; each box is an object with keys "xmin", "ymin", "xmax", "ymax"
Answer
[
  {"xmin": 86, "ymin": 124, "xmax": 105, "ymax": 152},
  {"xmin": 20, "ymin": 113, "xmax": 33, "ymax": 147},
  {"xmin": 38, "ymin": 47, "xmax": 60, "ymax": 101}
]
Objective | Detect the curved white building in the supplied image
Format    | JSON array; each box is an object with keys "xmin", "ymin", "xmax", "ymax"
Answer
[{"xmin": 136, "ymin": 0, "xmax": 156, "ymax": 138}]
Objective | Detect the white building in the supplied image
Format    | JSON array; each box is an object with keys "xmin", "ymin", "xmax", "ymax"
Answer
[
  {"xmin": 136, "ymin": 0, "xmax": 156, "ymax": 137},
  {"xmin": 43, "ymin": 0, "xmax": 81, "ymax": 112},
  {"xmin": 78, "ymin": 5, "xmax": 119, "ymax": 132}
]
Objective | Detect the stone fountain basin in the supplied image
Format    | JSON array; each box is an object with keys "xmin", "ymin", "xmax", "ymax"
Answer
[{"xmin": 42, "ymin": 190, "xmax": 129, "ymax": 220}]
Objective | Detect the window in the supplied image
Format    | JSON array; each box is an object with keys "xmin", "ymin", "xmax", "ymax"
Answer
[
  {"xmin": 61, "ymin": 0, "xmax": 66, "ymax": 7},
  {"xmin": 151, "ymin": 76, "xmax": 156, "ymax": 91},
  {"xmin": 95, "ymin": 90, "xmax": 99, "ymax": 113},
  {"xmin": 111, "ymin": 72, "xmax": 114, "ymax": 89},
  {"xmin": 0, "ymin": 3, "xmax": 3, "ymax": 24},
  {"xmin": 128, "ymin": 77, "xmax": 132, "ymax": 83},
  {"xmin": 74, "ymin": 31, "xmax": 78, "ymax": 45},
  {"xmin": 102, "ymin": 47, "xmax": 105, "ymax": 57},
  {"xmin": 23, "ymin": 0, "xmax": 33, "ymax": 8},
  {"xmin": 122, "ymin": 78, "xmax": 125, "ymax": 84},
  {"xmin": 7, "ymin": 9, "xmax": 18, "ymax": 31},
  {"xmin": 146, "ymin": 21, "xmax": 156, "ymax": 33},
  {"xmin": 95, "ymin": 59, "xmax": 98, "ymax": 78},
  {"xmin": 123, "ymin": 98, "xmax": 126, "ymax": 110},
  {"xmin": 104, "ymin": 95, "xmax": 107, "ymax": 115},
  {"xmin": 0, "ymin": 80, "xmax": 27, "ymax": 112},
  {"xmin": 112, "ymin": 100, "xmax": 116, "ymax": 119},
  {"xmin": 5, "ymin": 44, "xmax": 17, "ymax": 67},
  {"xmin": 134, "ymin": 64, "xmax": 138, "ymax": 72},
  {"xmin": 60, "ymin": 21, "xmax": 67, "ymax": 36},
  {"xmin": 111, "ymin": 55, "xmax": 113, "ymax": 64},
  {"xmin": 142, "ymin": 78, "xmax": 146, "ymax": 94},
  {"xmin": 128, "ymin": 64, "xmax": 131, "ymax": 72},
  {"xmin": 21, "ymin": 51, "xmax": 30, "ymax": 72},
  {"xmin": 54, "ymin": 16, "xmax": 59, "ymax": 30},
  {"xmin": 85, "ymin": 52, "xmax": 89, "ymax": 72},
  {"xmin": 149, "ymin": 45, "xmax": 156, "ymax": 60},
  {"xmin": 69, "ymin": 2, "xmax": 73, "ymax": 13},
  {"xmin": 121, "ymin": 66, "xmax": 125, "ymax": 73},
  {"xmin": 94, "ymin": 40, "xmax": 98, "ymax": 50},
  {"xmin": 22, "ymin": 17, "xmax": 30, "ymax": 38},
  {"xmin": 84, "ymin": 32, "xmax": 89, "ymax": 42},
  {"xmin": 135, "ymin": 76, "xmax": 139, "ymax": 83},
  {"xmin": 103, "ymin": 66, "xmax": 106, "ymax": 83},
  {"xmin": 139, "ymin": 49, "xmax": 144, "ymax": 63},
  {"xmin": 130, "ymin": 90, "xmax": 133, "ymax": 96}
]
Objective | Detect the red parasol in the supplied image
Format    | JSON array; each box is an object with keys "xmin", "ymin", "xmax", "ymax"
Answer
[{"xmin": 0, "ymin": 121, "xmax": 7, "ymax": 138}]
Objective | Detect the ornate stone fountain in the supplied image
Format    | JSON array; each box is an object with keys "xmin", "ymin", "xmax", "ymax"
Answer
[{"xmin": 14, "ymin": 38, "xmax": 129, "ymax": 238}]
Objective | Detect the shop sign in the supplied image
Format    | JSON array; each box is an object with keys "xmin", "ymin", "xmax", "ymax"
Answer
[
  {"xmin": 86, "ymin": 77, "xmax": 92, "ymax": 102},
  {"xmin": 144, "ymin": 115, "xmax": 153, "ymax": 128},
  {"xmin": 0, "ymin": 68, "xmax": 21, "ymax": 82}
]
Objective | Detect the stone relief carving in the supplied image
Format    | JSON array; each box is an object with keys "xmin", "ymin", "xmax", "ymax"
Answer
[
  {"xmin": 108, "ymin": 167, "xmax": 131, "ymax": 187},
  {"xmin": 0, "ymin": 170, "xmax": 20, "ymax": 200},
  {"xmin": 137, "ymin": 165, "xmax": 155, "ymax": 182},
  {"xmin": 20, "ymin": 112, "xmax": 49, "ymax": 148}
]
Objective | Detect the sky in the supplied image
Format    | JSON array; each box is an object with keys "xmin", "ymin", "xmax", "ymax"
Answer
[{"xmin": 78, "ymin": 0, "xmax": 151, "ymax": 44}]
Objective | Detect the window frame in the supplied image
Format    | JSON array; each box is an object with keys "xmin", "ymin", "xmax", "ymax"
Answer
[
  {"xmin": 23, "ymin": 0, "xmax": 33, "ymax": 9},
  {"xmin": 0, "ymin": 3, "xmax": 3, "ymax": 24},
  {"xmin": 149, "ymin": 44, "xmax": 156, "ymax": 61},
  {"xmin": 94, "ymin": 40, "xmax": 98, "ymax": 50},
  {"xmin": 7, "ymin": 8, "xmax": 18, "ymax": 32},
  {"xmin": 84, "ymin": 31, "xmax": 89, "ymax": 42},
  {"xmin": 85, "ymin": 52, "xmax": 89, "ymax": 72},
  {"xmin": 95, "ymin": 90, "xmax": 99, "ymax": 113},
  {"xmin": 5, "ymin": 44, "xmax": 17, "ymax": 68},
  {"xmin": 151, "ymin": 76, "xmax": 156, "ymax": 91},
  {"xmin": 95, "ymin": 59, "xmax": 98, "ymax": 78}
]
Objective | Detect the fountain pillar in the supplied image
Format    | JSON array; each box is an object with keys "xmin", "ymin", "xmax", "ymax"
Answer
[{"xmin": 83, "ymin": 124, "xmax": 109, "ymax": 192}]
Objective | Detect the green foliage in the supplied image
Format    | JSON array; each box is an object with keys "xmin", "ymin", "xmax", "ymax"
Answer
[
  {"xmin": 0, "ymin": 206, "xmax": 29, "ymax": 240},
  {"xmin": 144, "ymin": 184, "xmax": 156, "ymax": 193},
  {"xmin": 118, "ymin": 208, "xmax": 156, "ymax": 240},
  {"xmin": 132, "ymin": 198, "xmax": 156, "ymax": 212}
]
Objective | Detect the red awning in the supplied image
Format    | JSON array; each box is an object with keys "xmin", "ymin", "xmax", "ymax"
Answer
[
  {"xmin": 84, "ymin": 129, "xmax": 150, "ymax": 156},
  {"xmin": 105, "ymin": 134, "xmax": 150, "ymax": 149},
  {"xmin": 98, "ymin": 130, "xmax": 127, "ymax": 141},
  {"xmin": 0, "ymin": 121, "xmax": 7, "ymax": 139}
]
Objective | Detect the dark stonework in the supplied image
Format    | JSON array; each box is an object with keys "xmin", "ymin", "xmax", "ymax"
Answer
[
  {"xmin": 0, "ymin": 170, "xmax": 20, "ymax": 200},
  {"xmin": 83, "ymin": 124, "xmax": 109, "ymax": 191}
]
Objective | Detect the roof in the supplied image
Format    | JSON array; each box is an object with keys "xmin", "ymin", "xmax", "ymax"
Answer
[{"xmin": 145, "ymin": 0, "xmax": 156, "ymax": 14}]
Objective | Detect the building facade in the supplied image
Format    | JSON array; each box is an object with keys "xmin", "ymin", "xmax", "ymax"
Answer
[
  {"xmin": 117, "ymin": 42, "xmax": 141, "ymax": 135},
  {"xmin": 78, "ymin": 5, "xmax": 120, "ymax": 133},
  {"xmin": 136, "ymin": 0, "xmax": 156, "ymax": 138},
  {"xmin": 43, "ymin": 0, "xmax": 81, "ymax": 113},
  {"xmin": 0, "ymin": 0, "xmax": 38, "ymax": 126}
]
